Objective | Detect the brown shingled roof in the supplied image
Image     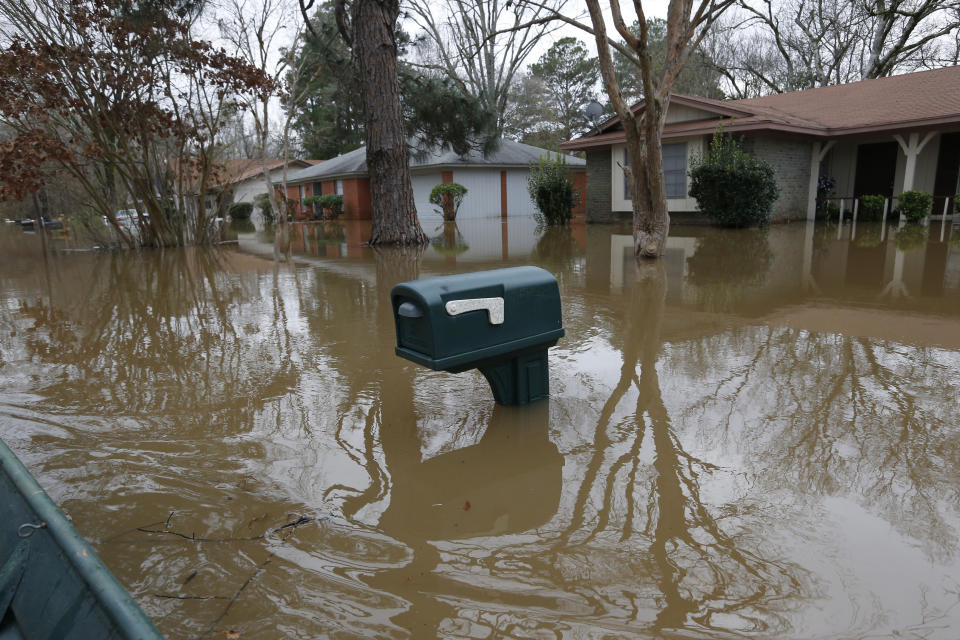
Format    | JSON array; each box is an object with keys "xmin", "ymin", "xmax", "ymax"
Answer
[{"xmin": 562, "ymin": 65, "xmax": 960, "ymax": 150}]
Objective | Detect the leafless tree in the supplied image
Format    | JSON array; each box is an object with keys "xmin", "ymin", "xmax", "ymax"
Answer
[
  {"xmin": 219, "ymin": 0, "xmax": 307, "ymax": 234},
  {"xmin": 406, "ymin": 0, "xmax": 568, "ymax": 133},
  {"xmin": 718, "ymin": 0, "xmax": 960, "ymax": 96}
]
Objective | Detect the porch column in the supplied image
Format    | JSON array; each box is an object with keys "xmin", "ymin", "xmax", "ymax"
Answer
[
  {"xmin": 893, "ymin": 132, "xmax": 936, "ymax": 192},
  {"xmin": 806, "ymin": 140, "xmax": 835, "ymax": 221}
]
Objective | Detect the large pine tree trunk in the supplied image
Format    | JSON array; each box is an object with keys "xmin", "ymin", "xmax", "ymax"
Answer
[{"xmin": 354, "ymin": 0, "xmax": 427, "ymax": 246}]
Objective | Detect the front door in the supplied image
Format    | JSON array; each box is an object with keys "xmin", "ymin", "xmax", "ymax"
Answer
[{"xmin": 854, "ymin": 141, "xmax": 899, "ymax": 197}]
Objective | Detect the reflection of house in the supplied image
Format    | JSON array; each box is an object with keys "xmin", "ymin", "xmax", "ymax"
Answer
[
  {"xmin": 283, "ymin": 139, "xmax": 587, "ymax": 222},
  {"xmin": 562, "ymin": 66, "xmax": 960, "ymax": 223}
]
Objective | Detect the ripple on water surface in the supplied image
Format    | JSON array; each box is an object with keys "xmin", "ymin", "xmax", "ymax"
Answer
[{"xmin": 1, "ymin": 219, "xmax": 960, "ymax": 638}]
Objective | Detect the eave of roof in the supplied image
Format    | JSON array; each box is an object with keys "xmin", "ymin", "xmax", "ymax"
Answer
[
  {"xmin": 564, "ymin": 66, "xmax": 960, "ymax": 151},
  {"xmin": 561, "ymin": 112, "xmax": 960, "ymax": 151},
  {"xmin": 285, "ymin": 139, "xmax": 585, "ymax": 184}
]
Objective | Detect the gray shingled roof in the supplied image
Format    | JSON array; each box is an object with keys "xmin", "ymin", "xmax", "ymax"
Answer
[{"xmin": 286, "ymin": 138, "xmax": 585, "ymax": 183}]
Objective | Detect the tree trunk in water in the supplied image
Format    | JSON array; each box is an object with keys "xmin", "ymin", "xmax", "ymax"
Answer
[
  {"xmin": 625, "ymin": 100, "xmax": 671, "ymax": 259},
  {"xmin": 354, "ymin": 0, "xmax": 427, "ymax": 246}
]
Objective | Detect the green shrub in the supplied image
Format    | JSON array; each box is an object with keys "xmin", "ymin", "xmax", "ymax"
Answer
[
  {"xmin": 302, "ymin": 195, "xmax": 323, "ymax": 219},
  {"xmin": 954, "ymin": 193, "xmax": 959, "ymax": 213},
  {"xmin": 689, "ymin": 129, "xmax": 779, "ymax": 227},
  {"xmin": 858, "ymin": 194, "xmax": 886, "ymax": 221},
  {"xmin": 317, "ymin": 194, "xmax": 344, "ymax": 217},
  {"xmin": 255, "ymin": 194, "xmax": 298, "ymax": 221},
  {"xmin": 895, "ymin": 190, "xmax": 932, "ymax": 221},
  {"xmin": 228, "ymin": 202, "xmax": 253, "ymax": 220},
  {"xmin": 429, "ymin": 183, "xmax": 468, "ymax": 221},
  {"xmin": 527, "ymin": 155, "xmax": 574, "ymax": 226}
]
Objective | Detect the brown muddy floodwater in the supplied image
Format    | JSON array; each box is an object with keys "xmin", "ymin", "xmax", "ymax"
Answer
[{"xmin": 2, "ymin": 217, "xmax": 960, "ymax": 639}]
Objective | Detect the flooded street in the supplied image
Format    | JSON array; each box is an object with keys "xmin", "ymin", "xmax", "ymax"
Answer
[{"xmin": 2, "ymin": 217, "xmax": 960, "ymax": 638}]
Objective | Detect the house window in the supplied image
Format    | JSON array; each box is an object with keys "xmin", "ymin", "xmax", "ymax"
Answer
[
  {"xmin": 335, "ymin": 180, "xmax": 343, "ymax": 195},
  {"xmin": 663, "ymin": 143, "xmax": 688, "ymax": 198},
  {"xmin": 623, "ymin": 143, "xmax": 688, "ymax": 201},
  {"xmin": 313, "ymin": 182, "xmax": 323, "ymax": 196}
]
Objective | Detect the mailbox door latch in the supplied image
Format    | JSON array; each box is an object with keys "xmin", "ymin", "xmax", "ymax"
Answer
[{"xmin": 445, "ymin": 297, "xmax": 504, "ymax": 325}]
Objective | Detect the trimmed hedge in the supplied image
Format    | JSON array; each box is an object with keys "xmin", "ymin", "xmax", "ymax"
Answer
[
  {"xmin": 429, "ymin": 183, "xmax": 468, "ymax": 221},
  {"xmin": 896, "ymin": 190, "xmax": 932, "ymax": 221},
  {"xmin": 689, "ymin": 129, "xmax": 779, "ymax": 227},
  {"xmin": 317, "ymin": 194, "xmax": 344, "ymax": 217},
  {"xmin": 858, "ymin": 194, "xmax": 886, "ymax": 221}
]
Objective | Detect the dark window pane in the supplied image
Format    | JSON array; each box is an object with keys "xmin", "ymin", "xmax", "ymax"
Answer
[{"xmin": 663, "ymin": 143, "xmax": 687, "ymax": 199}]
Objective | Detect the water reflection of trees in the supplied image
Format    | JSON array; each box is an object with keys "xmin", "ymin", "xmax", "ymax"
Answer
[
  {"xmin": 329, "ymin": 260, "xmax": 808, "ymax": 637},
  {"xmin": 676, "ymin": 325, "xmax": 960, "ymax": 560},
  {"xmin": 546, "ymin": 264, "xmax": 802, "ymax": 635},
  {"xmin": 12, "ymin": 248, "xmax": 296, "ymax": 421}
]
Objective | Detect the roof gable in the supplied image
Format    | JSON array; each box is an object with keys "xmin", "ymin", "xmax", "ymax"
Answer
[{"xmin": 595, "ymin": 94, "xmax": 756, "ymax": 134}]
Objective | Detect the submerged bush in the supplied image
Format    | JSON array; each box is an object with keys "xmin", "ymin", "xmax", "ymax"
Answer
[
  {"xmin": 858, "ymin": 194, "xmax": 886, "ymax": 221},
  {"xmin": 689, "ymin": 129, "xmax": 779, "ymax": 227},
  {"xmin": 317, "ymin": 194, "xmax": 344, "ymax": 217},
  {"xmin": 896, "ymin": 190, "xmax": 932, "ymax": 221},
  {"xmin": 527, "ymin": 155, "xmax": 574, "ymax": 226},
  {"xmin": 429, "ymin": 183, "xmax": 467, "ymax": 221},
  {"xmin": 228, "ymin": 202, "xmax": 253, "ymax": 220},
  {"xmin": 302, "ymin": 195, "xmax": 323, "ymax": 219}
]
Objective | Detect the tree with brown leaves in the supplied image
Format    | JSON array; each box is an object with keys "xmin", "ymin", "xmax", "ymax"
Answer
[{"xmin": 0, "ymin": 0, "xmax": 275, "ymax": 247}]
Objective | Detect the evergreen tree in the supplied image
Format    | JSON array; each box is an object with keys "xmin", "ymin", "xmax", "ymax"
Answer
[
  {"xmin": 290, "ymin": 3, "xmax": 365, "ymax": 159},
  {"xmin": 529, "ymin": 38, "xmax": 600, "ymax": 141},
  {"xmin": 613, "ymin": 18, "xmax": 725, "ymax": 100},
  {"xmin": 290, "ymin": 1, "xmax": 497, "ymax": 160}
]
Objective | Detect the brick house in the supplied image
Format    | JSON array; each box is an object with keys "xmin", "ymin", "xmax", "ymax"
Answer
[
  {"xmin": 561, "ymin": 65, "xmax": 960, "ymax": 223},
  {"xmin": 282, "ymin": 139, "xmax": 587, "ymax": 222}
]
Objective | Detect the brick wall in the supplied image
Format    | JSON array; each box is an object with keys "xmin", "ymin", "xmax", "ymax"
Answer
[
  {"xmin": 585, "ymin": 150, "xmax": 629, "ymax": 223},
  {"xmin": 744, "ymin": 136, "xmax": 812, "ymax": 222},
  {"xmin": 567, "ymin": 169, "xmax": 587, "ymax": 223}
]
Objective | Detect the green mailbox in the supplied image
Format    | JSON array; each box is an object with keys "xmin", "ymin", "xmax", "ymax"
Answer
[{"xmin": 391, "ymin": 266, "xmax": 564, "ymax": 405}]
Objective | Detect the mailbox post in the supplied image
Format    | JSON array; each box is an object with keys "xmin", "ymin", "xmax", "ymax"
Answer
[{"xmin": 391, "ymin": 266, "xmax": 564, "ymax": 405}]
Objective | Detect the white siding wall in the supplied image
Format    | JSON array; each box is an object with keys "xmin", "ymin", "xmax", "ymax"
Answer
[
  {"xmin": 233, "ymin": 169, "xmax": 288, "ymax": 204},
  {"xmin": 450, "ymin": 169, "xmax": 503, "ymax": 219},
  {"xmin": 611, "ymin": 137, "xmax": 703, "ymax": 213},
  {"xmin": 412, "ymin": 173, "xmax": 441, "ymax": 223},
  {"xmin": 409, "ymin": 166, "xmax": 566, "ymax": 224},
  {"xmin": 505, "ymin": 169, "xmax": 537, "ymax": 216}
]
